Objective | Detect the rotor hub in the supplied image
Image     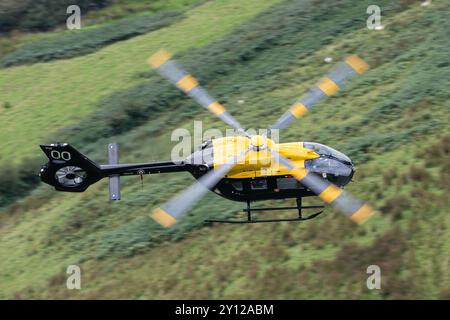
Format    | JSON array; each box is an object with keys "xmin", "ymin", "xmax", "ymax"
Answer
[{"xmin": 250, "ymin": 135, "xmax": 267, "ymax": 151}]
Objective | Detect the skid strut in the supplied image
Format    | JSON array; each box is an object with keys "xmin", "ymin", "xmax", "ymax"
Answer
[{"xmin": 205, "ymin": 198, "xmax": 324, "ymax": 224}]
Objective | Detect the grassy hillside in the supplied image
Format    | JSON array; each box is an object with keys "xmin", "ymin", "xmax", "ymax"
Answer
[
  {"xmin": 0, "ymin": 0, "xmax": 277, "ymax": 165},
  {"xmin": 0, "ymin": 11, "xmax": 185, "ymax": 67},
  {"xmin": 0, "ymin": 0, "xmax": 449, "ymax": 299},
  {"xmin": 0, "ymin": 0, "xmax": 205, "ymax": 59}
]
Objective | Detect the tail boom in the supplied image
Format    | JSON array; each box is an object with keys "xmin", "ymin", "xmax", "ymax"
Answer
[{"xmin": 39, "ymin": 143, "xmax": 190, "ymax": 195}]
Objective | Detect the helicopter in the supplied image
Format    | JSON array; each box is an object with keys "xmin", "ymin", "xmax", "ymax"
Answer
[{"xmin": 39, "ymin": 50, "xmax": 375, "ymax": 227}]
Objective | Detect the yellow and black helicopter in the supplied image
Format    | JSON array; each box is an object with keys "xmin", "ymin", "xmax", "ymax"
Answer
[{"xmin": 39, "ymin": 50, "xmax": 375, "ymax": 227}]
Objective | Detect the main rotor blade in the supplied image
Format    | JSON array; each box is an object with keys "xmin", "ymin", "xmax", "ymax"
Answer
[
  {"xmin": 151, "ymin": 148, "xmax": 251, "ymax": 227},
  {"xmin": 269, "ymin": 148, "xmax": 375, "ymax": 224},
  {"xmin": 270, "ymin": 55, "xmax": 369, "ymax": 130},
  {"xmin": 148, "ymin": 49, "xmax": 244, "ymax": 133}
]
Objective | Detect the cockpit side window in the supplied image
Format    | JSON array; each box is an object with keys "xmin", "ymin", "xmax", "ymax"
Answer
[
  {"xmin": 250, "ymin": 179, "xmax": 268, "ymax": 190},
  {"xmin": 304, "ymin": 142, "xmax": 329, "ymax": 155},
  {"xmin": 304, "ymin": 142, "xmax": 351, "ymax": 164},
  {"xmin": 231, "ymin": 181, "xmax": 243, "ymax": 191},
  {"xmin": 277, "ymin": 177, "xmax": 303, "ymax": 190}
]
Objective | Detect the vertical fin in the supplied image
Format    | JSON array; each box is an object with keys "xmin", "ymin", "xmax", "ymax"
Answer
[{"xmin": 108, "ymin": 143, "xmax": 121, "ymax": 200}]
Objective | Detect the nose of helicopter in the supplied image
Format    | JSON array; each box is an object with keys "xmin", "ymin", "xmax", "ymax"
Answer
[
  {"xmin": 303, "ymin": 142, "xmax": 354, "ymax": 186},
  {"xmin": 304, "ymin": 142, "xmax": 352, "ymax": 164}
]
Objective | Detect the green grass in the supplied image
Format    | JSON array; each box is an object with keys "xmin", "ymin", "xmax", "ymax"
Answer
[
  {"xmin": 81, "ymin": 0, "xmax": 206, "ymax": 25},
  {"xmin": 0, "ymin": 0, "xmax": 449, "ymax": 299}
]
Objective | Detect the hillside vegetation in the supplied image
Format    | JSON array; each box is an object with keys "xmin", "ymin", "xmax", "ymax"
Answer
[
  {"xmin": 0, "ymin": 11, "xmax": 184, "ymax": 67},
  {"xmin": 0, "ymin": 0, "xmax": 449, "ymax": 299},
  {"xmin": 0, "ymin": 0, "xmax": 109, "ymax": 32}
]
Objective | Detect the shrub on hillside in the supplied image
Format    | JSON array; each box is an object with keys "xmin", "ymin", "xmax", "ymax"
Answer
[
  {"xmin": 383, "ymin": 168, "xmax": 398, "ymax": 186},
  {"xmin": 2, "ymin": 101, "xmax": 12, "ymax": 109},
  {"xmin": 422, "ymin": 134, "xmax": 450, "ymax": 167},
  {"xmin": 0, "ymin": 157, "xmax": 41, "ymax": 207},
  {"xmin": 381, "ymin": 194, "xmax": 410, "ymax": 220},
  {"xmin": 408, "ymin": 165, "xmax": 431, "ymax": 183},
  {"xmin": 97, "ymin": 217, "xmax": 155, "ymax": 258}
]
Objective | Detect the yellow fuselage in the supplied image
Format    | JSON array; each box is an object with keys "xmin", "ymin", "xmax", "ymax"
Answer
[{"xmin": 212, "ymin": 135, "xmax": 320, "ymax": 179}]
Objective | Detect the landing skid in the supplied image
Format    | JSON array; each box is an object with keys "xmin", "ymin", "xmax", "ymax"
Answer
[{"xmin": 205, "ymin": 198, "xmax": 324, "ymax": 224}]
